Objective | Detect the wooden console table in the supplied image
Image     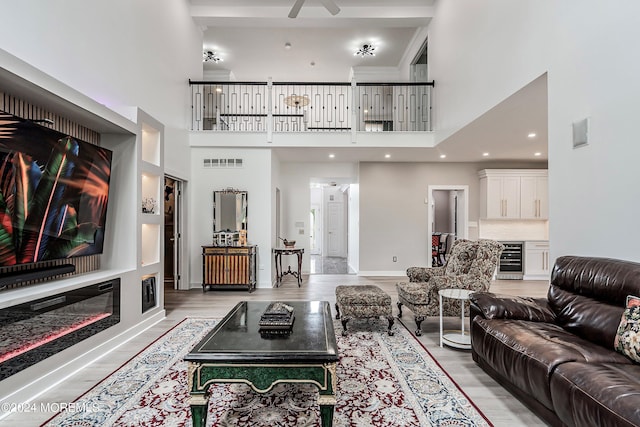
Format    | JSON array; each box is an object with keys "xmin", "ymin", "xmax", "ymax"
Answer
[
  {"xmin": 273, "ymin": 247, "xmax": 304, "ymax": 287},
  {"xmin": 202, "ymin": 245, "xmax": 256, "ymax": 292}
]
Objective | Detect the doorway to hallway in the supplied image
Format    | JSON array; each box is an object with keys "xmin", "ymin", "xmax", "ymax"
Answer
[
  {"xmin": 164, "ymin": 175, "xmax": 185, "ymax": 290},
  {"xmin": 309, "ymin": 179, "xmax": 355, "ymax": 274},
  {"xmin": 427, "ymin": 185, "xmax": 469, "ymax": 266}
]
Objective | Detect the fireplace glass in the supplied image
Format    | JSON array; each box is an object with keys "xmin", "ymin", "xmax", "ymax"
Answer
[{"xmin": 0, "ymin": 279, "xmax": 121, "ymax": 380}]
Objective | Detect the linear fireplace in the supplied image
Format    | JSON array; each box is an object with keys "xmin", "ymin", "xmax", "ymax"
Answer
[{"xmin": 0, "ymin": 279, "xmax": 121, "ymax": 380}]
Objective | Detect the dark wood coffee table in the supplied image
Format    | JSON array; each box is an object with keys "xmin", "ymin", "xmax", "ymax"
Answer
[{"xmin": 184, "ymin": 300, "xmax": 339, "ymax": 427}]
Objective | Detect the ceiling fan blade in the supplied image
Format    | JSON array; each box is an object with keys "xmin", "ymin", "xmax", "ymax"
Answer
[
  {"xmin": 288, "ymin": 0, "xmax": 306, "ymax": 18},
  {"xmin": 319, "ymin": 0, "xmax": 340, "ymax": 15}
]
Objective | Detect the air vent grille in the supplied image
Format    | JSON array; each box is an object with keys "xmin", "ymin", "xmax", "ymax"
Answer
[{"xmin": 203, "ymin": 158, "xmax": 244, "ymax": 168}]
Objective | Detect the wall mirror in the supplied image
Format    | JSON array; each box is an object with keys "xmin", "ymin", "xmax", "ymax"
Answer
[{"xmin": 213, "ymin": 189, "xmax": 247, "ymax": 233}]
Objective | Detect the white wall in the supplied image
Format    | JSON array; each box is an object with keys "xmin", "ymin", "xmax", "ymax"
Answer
[
  {"xmin": 428, "ymin": 0, "xmax": 550, "ymax": 142},
  {"xmin": 358, "ymin": 161, "xmax": 544, "ymax": 273},
  {"xmin": 426, "ymin": 0, "xmax": 640, "ymax": 262},
  {"xmin": 347, "ymin": 184, "xmax": 360, "ymax": 273},
  {"xmin": 189, "ymin": 148, "xmax": 273, "ymax": 288},
  {"xmin": 547, "ymin": 1, "xmax": 640, "ymax": 261},
  {"xmin": 0, "ymin": 0, "xmax": 202, "ymax": 177}
]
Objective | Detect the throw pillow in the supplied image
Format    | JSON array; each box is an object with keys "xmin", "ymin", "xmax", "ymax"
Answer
[{"xmin": 614, "ymin": 295, "xmax": 640, "ymax": 363}]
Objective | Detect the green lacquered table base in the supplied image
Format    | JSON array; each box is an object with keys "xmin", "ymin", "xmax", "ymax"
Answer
[{"xmin": 188, "ymin": 361, "xmax": 337, "ymax": 427}]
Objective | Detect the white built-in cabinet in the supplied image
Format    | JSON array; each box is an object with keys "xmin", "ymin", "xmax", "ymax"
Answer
[
  {"xmin": 483, "ymin": 175, "xmax": 521, "ymax": 218},
  {"xmin": 138, "ymin": 113, "xmax": 164, "ymax": 315},
  {"xmin": 520, "ymin": 175, "xmax": 548, "ymax": 219},
  {"xmin": 0, "ymin": 48, "xmax": 167, "ymax": 407},
  {"xmin": 479, "ymin": 169, "xmax": 548, "ymax": 220},
  {"xmin": 524, "ymin": 240, "xmax": 550, "ymax": 279}
]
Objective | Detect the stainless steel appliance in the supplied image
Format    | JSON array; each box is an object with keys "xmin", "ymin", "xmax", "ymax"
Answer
[{"xmin": 497, "ymin": 241, "xmax": 524, "ymax": 279}]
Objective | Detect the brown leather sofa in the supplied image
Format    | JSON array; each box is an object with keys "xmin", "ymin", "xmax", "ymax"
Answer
[{"xmin": 469, "ymin": 256, "xmax": 640, "ymax": 427}]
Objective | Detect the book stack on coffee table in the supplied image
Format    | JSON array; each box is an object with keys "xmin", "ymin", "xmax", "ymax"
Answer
[{"xmin": 259, "ymin": 302, "xmax": 295, "ymax": 337}]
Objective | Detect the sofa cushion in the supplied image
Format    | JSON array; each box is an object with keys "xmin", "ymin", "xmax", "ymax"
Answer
[
  {"xmin": 336, "ymin": 284, "xmax": 391, "ymax": 306},
  {"xmin": 396, "ymin": 281, "xmax": 429, "ymax": 304},
  {"xmin": 614, "ymin": 295, "xmax": 640, "ymax": 363},
  {"xmin": 471, "ymin": 317, "xmax": 632, "ymax": 411},
  {"xmin": 549, "ymin": 256, "xmax": 640, "ymax": 348},
  {"xmin": 549, "ymin": 286, "xmax": 625, "ymax": 349},
  {"xmin": 550, "ymin": 362, "xmax": 640, "ymax": 427},
  {"xmin": 444, "ymin": 240, "xmax": 478, "ymax": 275}
]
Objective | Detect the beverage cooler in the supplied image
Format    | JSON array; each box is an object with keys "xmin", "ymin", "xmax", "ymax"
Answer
[{"xmin": 496, "ymin": 241, "xmax": 524, "ymax": 279}]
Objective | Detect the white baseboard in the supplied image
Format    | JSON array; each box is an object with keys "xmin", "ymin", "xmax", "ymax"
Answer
[{"xmin": 358, "ymin": 271, "xmax": 406, "ymax": 277}]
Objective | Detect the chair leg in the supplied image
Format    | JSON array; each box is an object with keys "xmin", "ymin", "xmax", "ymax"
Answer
[
  {"xmin": 386, "ymin": 316, "xmax": 395, "ymax": 336},
  {"xmin": 335, "ymin": 303, "xmax": 341, "ymax": 319},
  {"xmin": 397, "ymin": 301, "xmax": 403, "ymax": 318},
  {"xmin": 414, "ymin": 316, "xmax": 425, "ymax": 336},
  {"xmin": 341, "ymin": 317, "xmax": 349, "ymax": 336}
]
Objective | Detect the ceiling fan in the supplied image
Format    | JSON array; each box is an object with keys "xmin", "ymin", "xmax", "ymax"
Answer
[{"xmin": 288, "ymin": 0, "xmax": 340, "ymax": 19}]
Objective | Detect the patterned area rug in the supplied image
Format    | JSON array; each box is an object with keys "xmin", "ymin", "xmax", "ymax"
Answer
[{"xmin": 43, "ymin": 317, "xmax": 491, "ymax": 426}]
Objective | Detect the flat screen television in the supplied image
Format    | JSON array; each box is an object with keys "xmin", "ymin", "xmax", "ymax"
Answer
[{"xmin": 0, "ymin": 110, "xmax": 112, "ymax": 267}]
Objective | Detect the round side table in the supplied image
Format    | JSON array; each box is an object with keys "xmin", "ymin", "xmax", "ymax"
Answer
[{"xmin": 438, "ymin": 288, "xmax": 474, "ymax": 349}]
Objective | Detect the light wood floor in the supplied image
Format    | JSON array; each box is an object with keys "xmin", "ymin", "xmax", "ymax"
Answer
[{"xmin": 2, "ymin": 275, "xmax": 550, "ymax": 427}]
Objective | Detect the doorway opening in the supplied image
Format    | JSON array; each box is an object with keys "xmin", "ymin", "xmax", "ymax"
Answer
[
  {"xmin": 411, "ymin": 38, "xmax": 428, "ymax": 82},
  {"xmin": 164, "ymin": 175, "xmax": 184, "ymax": 290},
  {"xmin": 309, "ymin": 179, "xmax": 356, "ymax": 274},
  {"xmin": 427, "ymin": 185, "xmax": 469, "ymax": 267}
]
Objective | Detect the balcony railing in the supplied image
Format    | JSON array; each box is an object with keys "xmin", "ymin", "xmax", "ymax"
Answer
[{"xmin": 190, "ymin": 80, "xmax": 433, "ymax": 133}]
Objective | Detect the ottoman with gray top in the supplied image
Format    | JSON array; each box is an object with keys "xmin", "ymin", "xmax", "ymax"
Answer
[{"xmin": 335, "ymin": 285, "xmax": 394, "ymax": 336}]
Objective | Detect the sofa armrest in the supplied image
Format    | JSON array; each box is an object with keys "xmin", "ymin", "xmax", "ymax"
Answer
[
  {"xmin": 406, "ymin": 266, "xmax": 445, "ymax": 282},
  {"xmin": 469, "ymin": 292, "xmax": 556, "ymax": 323}
]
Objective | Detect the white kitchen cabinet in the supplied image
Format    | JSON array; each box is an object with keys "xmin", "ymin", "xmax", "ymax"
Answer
[
  {"xmin": 481, "ymin": 174, "xmax": 521, "ymax": 219},
  {"xmin": 521, "ymin": 175, "xmax": 548, "ymax": 219},
  {"xmin": 524, "ymin": 241, "xmax": 550, "ymax": 279},
  {"xmin": 479, "ymin": 169, "xmax": 548, "ymax": 220}
]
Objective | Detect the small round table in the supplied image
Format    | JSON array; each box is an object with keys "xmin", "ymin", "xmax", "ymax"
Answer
[
  {"xmin": 438, "ymin": 288, "xmax": 473, "ymax": 349},
  {"xmin": 273, "ymin": 247, "xmax": 304, "ymax": 287}
]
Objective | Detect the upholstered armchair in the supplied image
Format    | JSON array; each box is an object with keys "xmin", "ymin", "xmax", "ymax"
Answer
[{"xmin": 396, "ymin": 239, "xmax": 503, "ymax": 335}]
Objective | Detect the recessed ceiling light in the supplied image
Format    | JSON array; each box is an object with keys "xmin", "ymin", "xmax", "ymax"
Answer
[
  {"xmin": 284, "ymin": 42, "xmax": 292, "ymax": 50},
  {"xmin": 385, "ymin": 154, "xmax": 391, "ymax": 158},
  {"xmin": 528, "ymin": 132, "xmax": 537, "ymax": 138},
  {"xmin": 482, "ymin": 152, "xmax": 490, "ymax": 157},
  {"xmin": 329, "ymin": 153, "xmax": 335, "ymax": 158},
  {"xmin": 439, "ymin": 154, "xmax": 446, "ymax": 159},
  {"xmin": 534, "ymin": 152, "xmax": 542, "ymax": 156}
]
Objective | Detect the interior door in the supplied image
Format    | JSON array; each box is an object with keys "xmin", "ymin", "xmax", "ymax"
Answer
[
  {"xmin": 326, "ymin": 201, "xmax": 344, "ymax": 257},
  {"xmin": 173, "ymin": 180, "xmax": 182, "ymax": 289}
]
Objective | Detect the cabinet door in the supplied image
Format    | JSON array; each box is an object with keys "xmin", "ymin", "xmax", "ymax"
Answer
[
  {"xmin": 521, "ymin": 176, "xmax": 548, "ymax": 219},
  {"xmin": 502, "ymin": 176, "xmax": 521, "ymax": 218},
  {"xmin": 485, "ymin": 176, "xmax": 505, "ymax": 218},
  {"xmin": 524, "ymin": 242, "xmax": 550, "ymax": 278},
  {"xmin": 536, "ymin": 177, "xmax": 548, "ymax": 219}
]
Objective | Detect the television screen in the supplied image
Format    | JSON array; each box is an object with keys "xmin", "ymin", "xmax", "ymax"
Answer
[{"xmin": 0, "ymin": 110, "xmax": 112, "ymax": 267}]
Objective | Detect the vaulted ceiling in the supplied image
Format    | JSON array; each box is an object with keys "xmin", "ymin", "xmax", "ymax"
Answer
[
  {"xmin": 192, "ymin": 0, "xmax": 434, "ymax": 81},
  {"xmin": 189, "ymin": 0, "xmax": 547, "ymax": 164}
]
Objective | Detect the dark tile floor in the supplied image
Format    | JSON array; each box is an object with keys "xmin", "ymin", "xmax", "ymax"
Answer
[{"xmin": 310, "ymin": 255, "xmax": 353, "ymax": 274}]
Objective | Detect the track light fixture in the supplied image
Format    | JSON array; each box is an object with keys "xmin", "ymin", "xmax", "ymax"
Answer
[
  {"xmin": 354, "ymin": 44, "xmax": 376, "ymax": 57},
  {"xmin": 203, "ymin": 50, "xmax": 223, "ymax": 63}
]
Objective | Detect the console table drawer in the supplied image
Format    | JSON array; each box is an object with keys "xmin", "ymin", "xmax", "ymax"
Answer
[{"xmin": 203, "ymin": 247, "xmax": 227, "ymax": 255}]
